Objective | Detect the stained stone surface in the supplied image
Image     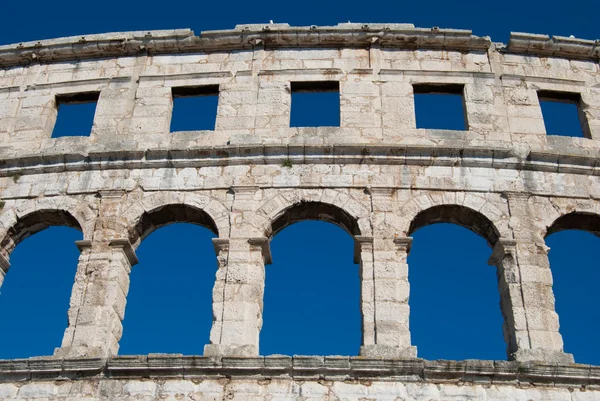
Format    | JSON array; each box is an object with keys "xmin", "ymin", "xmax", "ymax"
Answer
[{"xmin": 0, "ymin": 22, "xmax": 599, "ymax": 399}]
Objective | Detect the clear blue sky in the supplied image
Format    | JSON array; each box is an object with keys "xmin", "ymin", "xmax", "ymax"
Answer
[{"xmin": 0, "ymin": 0, "xmax": 599, "ymax": 364}]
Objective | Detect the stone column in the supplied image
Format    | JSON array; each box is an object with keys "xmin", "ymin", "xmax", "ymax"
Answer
[
  {"xmin": 491, "ymin": 193, "xmax": 573, "ymax": 363},
  {"xmin": 358, "ymin": 236, "xmax": 416, "ymax": 358},
  {"xmin": 205, "ymin": 186, "xmax": 270, "ymax": 356},
  {"xmin": 381, "ymin": 81, "xmax": 416, "ymax": 135},
  {"xmin": 489, "ymin": 238, "xmax": 526, "ymax": 358},
  {"xmin": 356, "ymin": 236, "xmax": 375, "ymax": 349},
  {"xmin": 55, "ymin": 239, "xmax": 137, "ymax": 358},
  {"xmin": 502, "ymin": 80, "xmax": 546, "ymax": 140},
  {"xmin": 463, "ymin": 77, "xmax": 511, "ymax": 136},
  {"xmin": 55, "ymin": 191, "xmax": 137, "ymax": 358},
  {"xmin": 204, "ymin": 237, "xmax": 271, "ymax": 356},
  {"xmin": 340, "ymin": 77, "xmax": 382, "ymax": 130},
  {"xmin": 130, "ymin": 86, "xmax": 173, "ymax": 135},
  {"xmin": 13, "ymin": 93, "xmax": 58, "ymax": 146},
  {"xmin": 215, "ymin": 41, "xmax": 262, "ymax": 132}
]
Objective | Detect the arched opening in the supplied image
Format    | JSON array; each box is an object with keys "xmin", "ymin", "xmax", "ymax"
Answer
[
  {"xmin": 261, "ymin": 202, "xmax": 361, "ymax": 355},
  {"xmin": 0, "ymin": 210, "xmax": 82, "ymax": 358},
  {"xmin": 270, "ymin": 201, "xmax": 361, "ymax": 237},
  {"xmin": 407, "ymin": 205, "xmax": 505, "ymax": 360},
  {"xmin": 408, "ymin": 205, "xmax": 500, "ymax": 247},
  {"xmin": 120, "ymin": 204, "xmax": 218, "ymax": 355},
  {"xmin": 129, "ymin": 203, "xmax": 219, "ymax": 248},
  {"xmin": 545, "ymin": 212, "xmax": 600, "ymax": 365}
]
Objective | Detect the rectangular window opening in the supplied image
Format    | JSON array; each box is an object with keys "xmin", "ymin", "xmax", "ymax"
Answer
[
  {"xmin": 52, "ymin": 92, "xmax": 99, "ymax": 138},
  {"xmin": 538, "ymin": 90, "xmax": 589, "ymax": 138},
  {"xmin": 290, "ymin": 81, "xmax": 340, "ymax": 127},
  {"xmin": 171, "ymin": 85, "xmax": 219, "ymax": 132},
  {"xmin": 413, "ymin": 84, "xmax": 467, "ymax": 131}
]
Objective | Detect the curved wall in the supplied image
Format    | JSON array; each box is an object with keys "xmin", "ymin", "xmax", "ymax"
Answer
[{"xmin": 0, "ymin": 23, "xmax": 600, "ymax": 400}]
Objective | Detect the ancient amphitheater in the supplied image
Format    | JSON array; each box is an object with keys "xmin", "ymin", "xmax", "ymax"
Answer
[{"xmin": 0, "ymin": 22, "xmax": 599, "ymax": 400}]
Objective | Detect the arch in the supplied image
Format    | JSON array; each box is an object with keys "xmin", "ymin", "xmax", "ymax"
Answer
[
  {"xmin": 260, "ymin": 189, "xmax": 371, "ymax": 237},
  {"xmin": 0, "ymin": 208, "xmax": 83, "ymax": 258},
  {"xmin": 0, "ymin": 196, "xmax": 94, "ymax": 255},
  {"xmin": 532, "ymin": 197, "xmax": 600, "ymax": 240},
  {"xmin": 122, "ymin": 192, "xmax": 230, "ymax": 248},
  {"xmin": 270, "ymin": 201, "xmax": 361, "ymax": 237},
  {"xmin": 408, "ymin": 204, "xmax": 501, "ymax": 247},
  {"xmin": 129, "ymin": 204, "xmax": 219, "ymax": 248},
  {"xmin": 546, "ymin": 212, "xmax": 600, "ymax": 238}
]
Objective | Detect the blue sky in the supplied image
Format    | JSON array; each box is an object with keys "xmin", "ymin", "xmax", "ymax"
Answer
[{"xmin": 0, "ymin": 0, "xmax": 599, "ymax": 363}]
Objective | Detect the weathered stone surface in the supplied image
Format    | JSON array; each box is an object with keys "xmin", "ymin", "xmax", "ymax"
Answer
[{"xmin": 0, "ymin": 22, "xmax": 599, "ymax": 399}]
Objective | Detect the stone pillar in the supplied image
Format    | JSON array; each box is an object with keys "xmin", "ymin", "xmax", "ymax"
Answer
[
  {"xmin": 130, "ymin": 86, "xmax": 173, "ymax": 135},
  {"xmin": 502, "ymin": 80, "xmax": 546, "ymax": 140},
  {"xmin": 358, "ymin": 236, "xmax": 416, "ymax": 358},
  {"xmin": 491, "ymin": 193, "xmax": 573, "ymax": 363},
  {"xmin": 204, "ymin": 237, "xmax": 271, "ymax": 356},
  {"xmin": 92, "ymin": 86, "xmax": 136, "ymax": 138},
  {"xmin": 489, "ymin": 238, "xmax": 527, "ymax": 358},
  {"xmin": 255, "ymin": 80, "xmax": 290, "ymax": 129},
  {"xmin": 205, "ymin": 186, "xmax": 270, "ymax": 356},
  {"xmin": 55, "ymin": 191, "xmax": 137, "ymax": 358},
  {"xmin": 55, "ymin": 239, "xmax": 137, "ymax": 358},
  {"xmin": 380, "ymin": 81, "xmax": 416, "ymax": 135},
  {"xmin": 215, "ymin": 41, "xmax": 262, "ymax": 132},
  {"xmin": 463, "ymin": 77, "xmax": 511, "ymax": 136},
  {"xmin": 356, "ymin": 236, "xmax": 375, "ymax": 349},
  {"xmin": 13, "ymin": 93, "xmax": 58, "ymax": 146},
  {"xmin": 340, "ymin": 77, "xmax": 382, "ymax": 130}
]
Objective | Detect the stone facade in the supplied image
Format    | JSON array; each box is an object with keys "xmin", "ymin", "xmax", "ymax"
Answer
[{"xmin": 1, "ymin": 22, "xmax": 600, "ymax": 399}]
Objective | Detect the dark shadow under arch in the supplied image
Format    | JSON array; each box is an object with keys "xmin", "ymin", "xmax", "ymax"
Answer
[
  {"xmin": 408, "ymin": 205, "xmax": 500, "ymax": 247},
  {"xmin": 270, "ymin": 201, "xmax": 361, "ymax": 238},
  {"xmin": 1, "ymin": 209, "xmax": 82, "ymax": 255},
  {"xmin": 129, "ymin": 204, "xmax": 219, "ymax": 247},
  {"xmin": 546, "ymin": 212, "xmax": 600, "ymax": 238}
]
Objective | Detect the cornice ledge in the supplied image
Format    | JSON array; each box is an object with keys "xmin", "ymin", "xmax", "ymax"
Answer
[
  {"xmin": 0, "ymin": 356, "xmax": 597, "ymax": 386},
  {"xmin": 0, "ymin": 24, "xmax": 495, "ymax": 68},
  {"xmin": 0, "ymin": 144, "xmax": 599, "ymax": 179},
  {"xmin": 507, "ymin": 32, "xmax": 600, "ymax": 60}
]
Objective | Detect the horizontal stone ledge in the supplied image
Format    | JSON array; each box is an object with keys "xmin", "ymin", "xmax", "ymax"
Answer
[
  {"xmin": 0, "ymin": 355, "xmax": 598, "ymax": 386},
  {"xmin": 507, "ymin": 32, "xmax": 600, "ymax": 60},
  {"xmin": 2, "ymin": 25, "xmax": 599, "ymax": 69},
  {"xmin": 0, "ymin": 23, "xmax": 493, "ymax": 67},
  {"xmin": 0, "ymin": 143, "xmax": 599, "ymax": 179}
]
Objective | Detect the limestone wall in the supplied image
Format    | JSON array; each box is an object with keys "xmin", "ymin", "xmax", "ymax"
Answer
[
  {"xmin": 1, "ymin": 356, "xmax": 600, "ymax": 401},
  {"xmin": 0, "ymin": 23, "xmax": 599, "ymax": 399}
]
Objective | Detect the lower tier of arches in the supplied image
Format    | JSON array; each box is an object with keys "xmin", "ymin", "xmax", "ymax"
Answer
[{"xmin": 0, "ymin": 187, "xmax": 597, "ymax": 364}]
